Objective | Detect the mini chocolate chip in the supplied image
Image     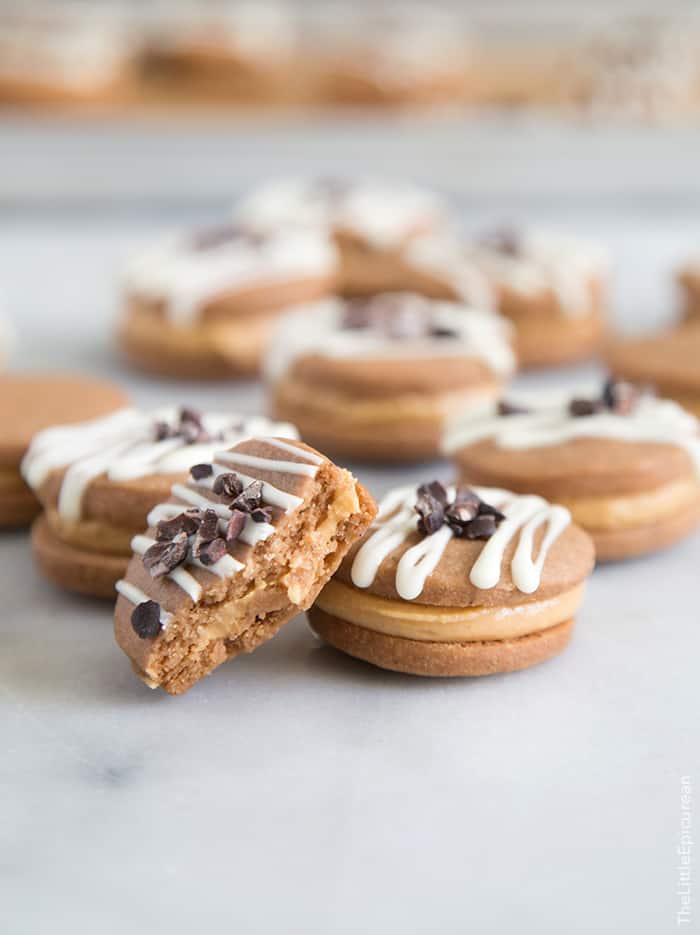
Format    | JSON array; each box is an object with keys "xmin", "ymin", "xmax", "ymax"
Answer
[
  {"xmin": 225, "ymin": 509, "xmax": 247, "ymax": 546},
  {"xmin": 197, "ymin": 537, "xmax": 227, "ymax": 566},
  {"xmin": 497, "ymin": 400, "xmax": 530, "ymax": 416},
  {"xmin": 155, "ymin": 510, "xmax": 201, "ymax": 541},
  {"xmin": 251, "ymin": 507, "xmax": 272, "ymax": 524},
  {"xmin": 415, "ymin": 493, "xmax": 445, "ymax": 536},
  {"xmin": 131, "ymin": 601, "xmax": 162, "ymax": 639},
  {"xmin": 569, "ymin": 397, "xmax": 604, "ymax": 417},
  {"xmin": 464, "ymin": 514, "xmax": 498, "ymax": 539},
  {"xmin": 213, "ymin": 472, "xmax": 243, "ymax": 501},
  {"xmin": 143, "ymin": 532, "xmax": 189, "ymax": 578},
  {"xmin": 190, "ymin": 463, "xmax": 213, "ymax": 481},
  {"xmin": 417, "ymin": 481, "xmax": 448, "ymax": 506}
]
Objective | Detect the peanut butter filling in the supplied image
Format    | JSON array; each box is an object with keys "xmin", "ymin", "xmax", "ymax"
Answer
[
  {"xmin": 558, "ymin": 477, "xmax": 700, "ymax": 531},
  {"xmin": 315, "ymin": 579, "xmax": 586, "ymax": 643}
]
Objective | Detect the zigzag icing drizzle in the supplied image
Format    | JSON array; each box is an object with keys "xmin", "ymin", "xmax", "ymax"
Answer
[
  {"xmin": 351, "ymin": 485, "xmax": 571, "ymax": 599},
  {"xmin": 21, "ymin": 408, "xmax": 298, "ymax": 522},
  {"xmin": 116, "ymin": 439, "xmax": 322, "ymax": 612}
]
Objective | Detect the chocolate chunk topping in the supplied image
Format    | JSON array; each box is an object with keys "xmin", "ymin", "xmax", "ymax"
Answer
[
  {"xmin": 479, "ymin": 227, "xmax": 521, "ymax": 257},
  {"xmin": 152, "ymin": 407, "xmax": 222, "ymax": 446},
  {"xmin": 143, "ymin": 532, "xmax": 189, "ymax": 578},
  {"xmin": 251, "ymin": 506, "xmax": 272, "ymax": 524},
  {"xmin": 232, "ymin": 480, "xmax": 264, "ymax": 513},
  {"xmin": 196, "ymin": 509, "xmax": 219, "ymax": 543},
  {"xmin": 190, "ymin": 463, "xmax": 213, "ymax": 481},
  {"xmin": 569, "ymin": 397, "xmax": 605, "ymax": 417},
  {"xmin": 213, "ymin": 471, "xmax": 244, "ymax": 501},
  {"xmin": 155, "ymin": 510, "xmax": 200, "ymax": 541},
  {"xmin": 498, "ymin": 400, "xmax": 530, "ymax": 416},
  {"xmin": 415, "ymin": 483, "xmax": 505, "ymax": 540},
  {"xmin": 569, "ymin": 379, "xmax": 645, "ymax": 419},
  {"xmin": 131, "ymin": 601, "xmax": 163, "ymax": 640},
  {"xmin": 342, "ymin": 295, "xmax": 455, "ymax": 342},
  {"xmin": 225, "ymin": 509, "xmax": 247, "ymax": 546},
  {"xmin": 197, "ymin": 537, "xmax": 228, "ymax": 566}
]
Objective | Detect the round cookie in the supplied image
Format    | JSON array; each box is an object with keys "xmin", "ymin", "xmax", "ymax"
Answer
[
  {"xmin": 402, "ymin": 227, "xmax": 609, "ymax": 368},
  {"xmin": 118, "ymin": 223, "xmax": 337, "ymax": 378},
  {"xmin": 446, "ymin": 381, "xmax": 700, "ymax": 561},
  {"xmin": 114, "ymin": 436, "xmax": 376, "ymax": 695},
  {"xmin": 234, "ymin": 177, "xmax": 451, "ymax": 297},
  {"xmin": 0, "ymin": 373, "xmax": 128, "ymax": 529},
  {"xmin": 309, "ymin": 480, "xmax": 594, "ymax": 677},
  {"xmin": 265, "ymin": 292, "xmax": 515, "ymax": 463},
  {"xmin": 607, "ymin": 325, "xmax": 700, "ymax": 419},
  {"xmin": 23, "ymin": 406, "xmax": 297, "ymax": 598}
]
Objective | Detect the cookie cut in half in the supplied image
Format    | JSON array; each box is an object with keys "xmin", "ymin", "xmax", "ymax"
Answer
[
  {"xmin": 22, "ymin": 406, "xmax": 297, "ymax": 598},
  {"xmin": 403, "ymin": 227, "xmax": 608, "ymax": 367},
  {"xmin": 114, "ymin": 437, "xmax": 376, "ymax": 694},
  {"xmin": 309, "ymin": 480, "xmax": 594, "ymax": 677},
  {"xmin": 119, "ymin": 223, "xmax": 337, "ymax": 378},
  {"xmin": 0, "ymin": 373, "xmax": 128, "ymax": 529},
  {"xmin": 446, "ymin": 381, "xmax": 700, "ymax": 560},
  {"xmin": 265, "ymin": 292, "xmax": 515, "ymax": 463}
]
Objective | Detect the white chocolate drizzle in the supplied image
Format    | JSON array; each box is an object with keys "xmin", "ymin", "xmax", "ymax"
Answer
[
  {"xmin": 351, "ymin": 485, "xmax": 571, "ymax": 599},
  {"xmin": 443, "ymin": 391, "xmax": 700, "ymax": 476},
  {"xmin": 21, "ymin": 407, "xmax": 298, "ymax": 523},
  {"xmin": 263, "ymin": 294, "xmax": 515, "ymax": 383}
]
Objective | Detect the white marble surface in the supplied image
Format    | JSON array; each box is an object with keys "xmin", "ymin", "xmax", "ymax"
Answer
[{"xmin": 1, "ymin": 115, "xmax": 699, "ymax": 934}]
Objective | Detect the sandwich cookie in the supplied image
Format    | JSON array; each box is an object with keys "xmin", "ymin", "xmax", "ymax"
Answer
[
  {"xmin": 114, "ymin": 436, "xmax": 376, "ymax": 694},
  {"xmin": 677, "ymin": 259, "xmax": 700, "ymax": 324},
  {"xmin": 309, "ymin": 480, "xmax": 594, "ymax": 677},
  {"xmin": 265, "ymin": 292, "xmax": 515, "ymax": 463},
  {"xmin": 119, "ymin": 223, "xmax": 337, "ymax": 378},
  {"xmin": 403, "ymin": 227, "xmax": 609, "ymax": 367},
  {"xmin": 234, "ymin": 177, "xmax": 450, "ymax": 296},
  {"xmin": 0, "ymin": 373, "xmax": 128, "ymax": 529},
  {"xmin": 446, "ymin": 381, "xmax": 700, "ymax": 560},
  {"xmin": 607, "ymin": 324, "xmax": 700, "ymax": 418},
  {"xmin": 23, "ymin": 406, "xmax": 296, "ymax": 598}
]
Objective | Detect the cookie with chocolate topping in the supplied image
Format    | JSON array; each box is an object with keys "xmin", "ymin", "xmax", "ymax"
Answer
[
  {"xmin": 309, "ymin": 480, "xmax": 594, "ymax": 677},
  {"xmin": 0, "ymin": 373, "xmax": 128, "ymax": 529},
  {"xmin": 118, "ymin": 223, "xmax": 337, "ymax": 378},
  {"xmin": 22, "ymin": 406, "xmax": 297, "ymax": 597},
  {"xmin": 265, "ymin": 292, "xmax": 515, "ymax": 463},
  {"xmin": 114, "ymin": 436, "xmax": 376, "ymax": 695},
  {"xmin": 445, "ymin": 381, "xmax": 700, "ymax": 559}
]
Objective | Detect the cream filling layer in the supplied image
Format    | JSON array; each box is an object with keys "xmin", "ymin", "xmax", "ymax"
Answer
[
  {"xmin": 315, "ymin": 579, "xmax": 585, "ymax": 643},
  {"xmin": 558, "ymin": 478, "xmax": 700, "ymax": 531},
  {"xmin": 278, "ymin": 378, "xmax": 502, "ymax": 425}
]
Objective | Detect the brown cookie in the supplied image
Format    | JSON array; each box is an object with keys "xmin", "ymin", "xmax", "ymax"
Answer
[
  {"xmin": 678, "ymin": 264, "xmax": 700, "ymax": 324},
  {"xmin": 309, "ymin": 480, "xmax": 594, "ymax": 677},
  {"xmin": 23, "ymin": 406, "xmax": 298, "ymax": 598},
  {"xmin": 447, "ymin": 382, "xmax": 700, "ymax": 559},
  {"xmin": 0, "ymin": 373, "xmax": 128, "ymax": 529},
  {"xmin": 266, "ymin": 293, "xmax": 515, "ymax": 463},
  {"xmin": 113, "ymin": 437, "xmax": 376, "ymax": 694}
]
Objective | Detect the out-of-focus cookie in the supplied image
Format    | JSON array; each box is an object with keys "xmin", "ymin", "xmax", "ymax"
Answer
[
  {"xmin": 404, "ymin": 228, "xmax": 609, "ymax": 367},
  {"xmin": 310, "ymin": 480, "xmax": 594, "ymax": 677},
  {"xmin": 0, "ymin": 373, "xmax": 128, "ymax": 529},
  {"xmin": 23, "ymin": 406, "xmax": 297, "ymax": 598},
  {"xmin": 606, "ymin": 324, "xmax": 700, "ymax": 418},
  {"xmin": 446, "ymin": 380, "xmax": 700, "ymax": 560},
  {"xmin": 265, "ymin": 292, "xmax": 515, "ymax": 463},
  {"xmin": 234, "ymin": 177, "xmax": 451, "ymax": 296},
  {"xmin": 118, "ymin": 223, "xmax": 337, "ymax": 378},
  {"xmin": 114, "ymin": 436, "xmax": 376, "ymax": 694},
  {"xmin": 678, "ymin": 260, "xmax": 700, "ymax": 323}
]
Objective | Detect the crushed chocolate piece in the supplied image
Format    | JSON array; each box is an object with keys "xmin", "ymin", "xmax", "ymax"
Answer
[
  {"xmin": 463, "ymin": 514, "xmax": 499, "ymax": 540},
  {"xmin": 428, "ymin": 325, "xmax": 458, "ymax": 339},
  {"xmin": 232, "ymin": 480, "xmax": 264, "ymax": 513},
  {"xmin": 191, "ymin": 225, "xmax": 267, "ymax": 252},
  {"xmin": 602, "ymin": 378, "xmax": 640, "ymax": 415},
  {"xmin": 131, "ymin": 601, "xmax": 162, "ymax": 640},
  {"xmin": 415, "ymin": 491, "xmax": 445, "ymax": 536},
  {"xmin": 569, "ymin": 397, "xmax": 605, "ymax": 417},
  {"xmin": 143, "ymin": 532, "xmax": 189, "ymax": 578},
  {"xmin": 477, "ymin": 499, "xmax": 506, "ymax": 523},
  {"xmin": 225, "ymin": 509, "xmax": 247, "ymax": 546},
  {"xmin": 154, "ymin": 420, "xmax": 172, "ymax": 441},
  {"xmin": 417, "ymin": 481, "xmax": 448, "ymax": 506},
  {"xmin": 498, "ymin": 400, "xmax": 530, "ymax": 416},
  {"xmin": 155, "ymin": 510, "xmax": 200, "ymax": 541},
  {"xmin": 213, "ymin": 471, "xmax": 243, "ymax": 501},
  {"xmin": 190, "ymin": 463, "xmax": 213, "ymax": 481},
  {"xmin": 196, "ymin": 509, "xmax": 220, "ymax": 543},
  {"xmin": 179, "ymin": 407, "xmax": 203, "ymax": 429},
  {"xmin": 479, "ymin": 227, "xmax": 521, "ymax": 256},
  {"xmin": 250, "ymin": 506, "xmax": 272, "ymax": 524},
  {"xmin": 197, "ymin": 537, "xmax": 228, "ymax": 566},
  {"xmin": 415, "ymin": 483, "xmax": 505, "ymax": 540}
]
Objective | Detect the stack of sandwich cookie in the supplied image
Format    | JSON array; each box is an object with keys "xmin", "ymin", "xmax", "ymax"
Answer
[
  {"xmin": 235, "ymin": 177, "xmax": 451, "ymax": 296},
  {"xmin": 119, "ymin": 223, "xmax": 337, "ymax": 378},
  {"xmin": 403, "ymin": 227, "xmax": 608, "ymax": 367},
  {"xmin": 265, "ymin": 292, "xmax": 515, "ymax": 463},
  {"xmin": 114, "ymin": 436, "xmax": 376, "ymax": 694},
  {"xmin": 23, "ymin": 406, "xmax": 297, "ymax": 597},
  {"xmin": 0, "ymin": 373, "xmax": 128, "ymax": 529},
  {"xmin": 310, "ymin": 480, "xmax": 594, "ymax": 676},
  {"xmin": 446, "ymin": 380, "xmax": 700, "ymax": 559}
]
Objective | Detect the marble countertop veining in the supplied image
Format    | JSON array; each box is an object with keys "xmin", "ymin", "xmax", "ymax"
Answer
[{"xmin": 1, "ymin": 116, "xmax": 699, "ymax": 935}]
